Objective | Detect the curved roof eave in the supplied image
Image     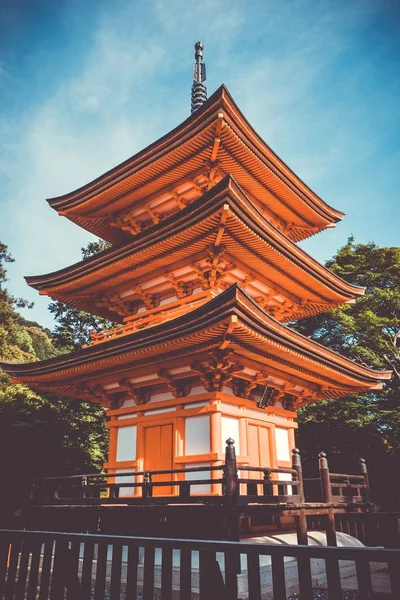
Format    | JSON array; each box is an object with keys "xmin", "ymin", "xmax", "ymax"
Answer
[
  {"xmin": 0, "ymin": 285, "xmax": 391, "ymax": 386},
  {"xmin": 46, "ymin": 85, "xmax": 344, "ymax": 225},
  {"xmin": 26, "ymin": 176, "xmax": 363, "ymax": 302}
]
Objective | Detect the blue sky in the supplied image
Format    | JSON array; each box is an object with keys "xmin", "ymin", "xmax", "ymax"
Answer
[{"xmin": 1, "ymin": 0, "xmax": 399, "ymax": 329}]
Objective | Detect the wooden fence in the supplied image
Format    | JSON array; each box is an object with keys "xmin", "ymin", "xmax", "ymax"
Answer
[{"xmin": 1, "ymin": 528, "xmax": 400, "ymax": 599}]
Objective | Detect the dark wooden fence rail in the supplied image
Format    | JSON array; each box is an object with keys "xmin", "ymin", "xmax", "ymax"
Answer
[
  {"xmin": 1, "ymin": 528, "xmax": 400, "ymax": 600},
  {"xmin": 31, "ymin": 441, "xmax": 370, "ymax": 508}
]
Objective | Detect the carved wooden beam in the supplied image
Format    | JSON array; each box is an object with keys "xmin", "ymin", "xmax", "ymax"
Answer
[
  {"xmin": 157, "ymin": 369, "xmax": 192, "ymax": 398},
  {"xmin": 133, "ymin": 285, "xmax": 161, "ymax": 309},
  {"xmin": 191, "ymin": 350, "xmax": 244, "ymax": 392},
  {"xmin": 232, "ymin": 372, "xmax": 266, "ymax": 399},
  {"xmin": 165, "ymin": 273, "xmax": 194, "ymax": 299},
  {"xmin": 79, "ymin": 383, "xmax": 124, "ymax": 409},
  {"xmin": 95, "ymin": 292, "xmax": 132, "ymax": 317},
  {"xmin": 118, "ymin": 378, "xmax": 151, "ymax": 405}
]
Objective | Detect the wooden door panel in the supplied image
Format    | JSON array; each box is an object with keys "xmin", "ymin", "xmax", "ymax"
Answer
[
  {"xmin": 247, "ymin": 424, "xmax": 270, "ymax": 481},
  {"xmin": 144, "ymin": 424, "xmax": 173, "ymax": 496}
]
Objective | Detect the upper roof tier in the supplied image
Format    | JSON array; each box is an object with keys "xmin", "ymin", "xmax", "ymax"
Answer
[
  {"xmin": 27, "ymin": 176, "xmax": 363, "ymax": 324},
  {"xmin": 47, "ymin": 85, "xmax": 344, "ymax": 244}
]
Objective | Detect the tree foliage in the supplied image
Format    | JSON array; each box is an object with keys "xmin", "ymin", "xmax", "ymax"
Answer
[
  {"xmin": 0, "ymin": 242, "xmax": 109, "ymax": 513},
  {"xmin": 295, "ymin": 238, "xmax": 400, "ymax": 507}
]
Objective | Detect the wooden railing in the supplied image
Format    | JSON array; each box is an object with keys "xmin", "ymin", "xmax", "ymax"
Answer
[
  {"xmin": 1, "ymin": 528, "xmax": 400, "ymax": 599},
  {"xmin": 303, "ymin": 451, "xmax": 370, "ymax": 504},
  {"xmin": 30, "ymin": 441, "xmax": 370, "ymax": 509}
]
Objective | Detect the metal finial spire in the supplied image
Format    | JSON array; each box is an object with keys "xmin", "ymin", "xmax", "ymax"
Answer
[{"xmin": 191, "ymin": 41, "xmax": 207, "ymax": 113}]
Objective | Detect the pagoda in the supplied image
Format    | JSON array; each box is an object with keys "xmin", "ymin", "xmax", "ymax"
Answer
[{"xmin": 1, "ymin": 44, "xmax": 390, "ymax": 533}]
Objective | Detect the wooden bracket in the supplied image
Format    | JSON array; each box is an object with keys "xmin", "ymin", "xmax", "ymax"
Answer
[
  {"xmin": 95, "ymin": 292, "xmax": 131, "ymax": 317},
  {"xmin": 165, "ymin": 273, "xmax": 194, "ymax": 299},
  {"xmin": 118, "ymin": 378, "xmax": 151, "ymax": 405},
  {"xmin": 191, "ymin": 350, "xmax": 244, "ymax": 392},
  {"xmin": 157, "ymin": 369, "xmax": 192, "ymax": 398}
]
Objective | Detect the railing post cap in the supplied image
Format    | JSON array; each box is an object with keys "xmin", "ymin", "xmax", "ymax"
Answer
[
  {"xmin": 292, "ymin": 447, "xmax": 301, "ymax": 466},
  {"xmin": 318, "ymin": 451, "xmax": 327, "ymax": 459},
  {"xmin": 226, "ymin": 438, "xmax": 235, "ymax": 447}
]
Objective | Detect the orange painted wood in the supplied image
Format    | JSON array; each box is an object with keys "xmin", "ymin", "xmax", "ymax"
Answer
[{"xmin": 144, "ymin": 424, "xmax": 174, "ymax": 495}]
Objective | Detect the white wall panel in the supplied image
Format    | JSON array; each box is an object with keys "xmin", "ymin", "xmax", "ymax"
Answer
[
  {"xmin": 116, "ymin": 425, "xmax": 137, "ymax": 462},
  {"xmin": 185, "ymin": 416, "xmax": 210, "ymax": 455},
  {"xmin": 275, "ymin": 427, "xmax": 290, "ymax": 462},
  {"xmin": 185, "ymin": 463, "xmax": 211, "ymax": 494},
  {"xmin": 114, "ymin": 468, "xmax": 135, "ymax": 497},
  {"xmin": 277, "ymin": 471, "xmax": 292, "ymax": 495},
  {"xmin": 221, "ymin": 417, "xmax": 240, "ymax": 454}
]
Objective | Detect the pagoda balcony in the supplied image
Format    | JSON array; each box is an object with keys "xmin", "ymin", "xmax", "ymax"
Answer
[
  {"xmin": 87, "ymin": 290, "xmax": 215, "ymax": 346},
  {"xmin": 30, "ymin": 444, "xmax": 370, "ymax": 510}
]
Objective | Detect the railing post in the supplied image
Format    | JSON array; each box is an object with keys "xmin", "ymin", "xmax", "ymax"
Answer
[
  {"xmin": 292, "ymin": 448, "xmax": 305, "ymax": 502},
  {"xmin": 292, "ymin": 448, "xmax": 309, "ymax": 544},
  {"xmin": 80, "ymin": 476, "xmax": 87, "ymax": 500},
  {"xmin": 319, "ymin": 451, "xmax": 332, "ymax": 504},
  {"xmin": 359, "ymin": 457, "xmax": 370, "ymax": 502},
  {"xmin": 224, "ymin": 438, "xmax": 238, "ymax": 506},
  {"xmin": 262, "ymin": 470, "xmax": 272, "ymax": 498},
  {"xmin": 143, "ymin": 472, "xmax": 152, "ymax": 498}
]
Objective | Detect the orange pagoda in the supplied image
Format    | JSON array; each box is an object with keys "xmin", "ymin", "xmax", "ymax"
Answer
[{"xmin": 2, "ymin": 43, "xmax": 391, "ymax": 539}]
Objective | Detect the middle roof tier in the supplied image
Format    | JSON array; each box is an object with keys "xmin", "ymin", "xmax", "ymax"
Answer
[{"xmin": 27, "ymin": 176, "xmax": 363, "ymax": 327}]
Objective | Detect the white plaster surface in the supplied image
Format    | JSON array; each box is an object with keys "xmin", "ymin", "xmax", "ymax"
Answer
[
  {"xmin": 221, "ymin": 416, "xmax": 240, "ymax": 454},
  {"xmin": 184, "ymin": 462, "xmax": 211, "ymax": 494},
  {"xmin": 116, "ymin": 425, "xmax": 137, "ymax": 462},
  {"xmin": 114, "ymin": 468, "xmax": 135, "ymax": 497},
  {"xmin": 275, "ymin": 426, "xmax": 290, "ymax": 462},
  {"xmin": 184, "ymin": 415, "xmax": 210, "ymax": 455}
]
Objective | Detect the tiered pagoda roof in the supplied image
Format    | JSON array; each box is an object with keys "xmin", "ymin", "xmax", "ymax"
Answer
[{"xmin": 1, "ymin": 75, "xmax": 391, "ymax": 409}]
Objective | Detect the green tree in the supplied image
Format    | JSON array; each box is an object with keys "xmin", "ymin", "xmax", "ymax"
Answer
[
  {"xmin": 0, "ymin": 242, "xmax": 109, "ymax": 516},
  {"xmin": 295, "ymin": 238, "xmax": 400, "ymax": 507}
]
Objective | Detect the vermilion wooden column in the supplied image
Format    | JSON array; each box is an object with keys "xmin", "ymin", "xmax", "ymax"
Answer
[{"xmin": 210, "ymin": 410, "xmax": 222, "ymax": 494}]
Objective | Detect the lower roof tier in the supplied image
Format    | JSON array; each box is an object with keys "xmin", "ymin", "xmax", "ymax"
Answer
[
  {"xmin": 26, "ymin": 176, "xmax": 363, "ymax": 324},
  {"xmin": 1, "ymin": 286, "xmax": 390, "ymax": 409}
]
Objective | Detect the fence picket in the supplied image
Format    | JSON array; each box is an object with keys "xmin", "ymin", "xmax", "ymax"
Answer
[
  {"xmin": 50, "ymin": 537, "xmax": 69, "ymax": 600},
  {"xmin": 15, "ymin": 537, "xmax": 30, "ymax": 600},
  {"xmin": 161, "ymin": 546, "xmax": 173, "ymax": 600},
  {"xmin": 4, "ymin": 536, "xmax": 21, "ymax": 600},
  {"xmin": 297, "ymin": 554, "xmax": 313, "ymax": 599},
  {"xmin": 0, "ymin": 536, "xmax": 9, "ymax": 598},
  {"xmin": 225, "ymin": 548, "xmax": 239, "ymax": 599},
  {"xmin": 143, "ymin": 545, "xmax": 155, "ymax": 600},
  {"xmin": 355, "ymin": 557, "xmax": 373, "ymax": 599},
  {"xmin": 125, "ymin": 543, "xmax": 139, "ymax": 599},
  {"xmin": 94, "ymin": 542, "xmax": 108, "ymax": 600},
  {"xmin": 271, "ymin": 554, "xmax": 286, "ymax": 600},
  {"xmin": 109, "ymin": 542, "xmax": 123, "ymax": 600},
  {"xmin": 246, "ymin": 550, "xmax": 261, "ymax": 600},
  {"xmin": 80, "ymin": 539, "xmax": 95, "ymax": 598},
  {"xmin": 179, "ymin": 548, "xmax": 191, "ymax": 600},
  {"xmin": 38, "ymin": 539, "xmax": 54, "ymax": 600},
  {"xmin": 26, "ymin": 539, "xmax": 42, "ymax": 600}
]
